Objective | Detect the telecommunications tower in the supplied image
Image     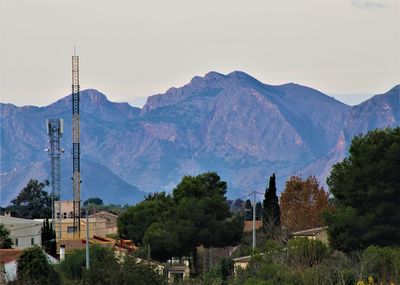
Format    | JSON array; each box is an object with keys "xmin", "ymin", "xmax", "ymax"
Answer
[
  {"xmin": 46, "ymin": 118, "xmax": 64, "ymax": 238},
  {"xmin": 72, "ymin": 50, "xmax": 81, "ymax": 236}
]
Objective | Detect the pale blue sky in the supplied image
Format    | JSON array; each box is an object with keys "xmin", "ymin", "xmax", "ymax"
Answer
[{"xmin": 1, "ymin": 0, "xmax": 399, "ymax": 107}]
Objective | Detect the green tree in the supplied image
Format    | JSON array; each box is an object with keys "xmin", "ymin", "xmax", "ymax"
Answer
[
  {"xmin": 118, "ymin": 192, "xmax": 173, "ymax": 245},
  {"xmin": 6, "ymin": 179, "xmax": 51, "ymax": 219},
  {"xmin": 83, "ymin": 197, "xmax": 103, "ymax": 206},
  {"xmin": 263, "ymin": 173, "xmax": 281, "ymax": 228},
  {"xmin": 119, "ymin": 255, "xmax": 163, "ymax": 285},
  {"xmin": 59, "ymin": 246, "xmax": 163, "ymax": 285},
  {"xmin": 144, "ymin": 172, "xmax": 243, "ymax": 275},
  {"xmin": 245, "ymin": 199, "xmax": 253, "ymax": 221},
  {"xmin": 16, "ymin": 245, "xmax": 60, "ymax": 285},
  {"xmin": 324, "ymin": 127, "xmax": 400, "ymax": 252},
  {"xmin": 255, "ymin": 202, "xmax": 262, "ymax": 221},
  {"xmin": 41, "ymin": 218, "xmax": 56, "ymax": 257},
  {"xmin": 83, "ymin": 246, "xmax": 120, "ymax": 285},
  {"xmin": 0, "ymin": 224, "xmax": 13, "ymax": 248}
]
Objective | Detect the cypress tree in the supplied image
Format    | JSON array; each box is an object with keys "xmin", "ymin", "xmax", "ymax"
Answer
[
  {"xmin": 263, "ymin": 173, "xmax": 281, "ymax": 228},
  {"xmin": 244, "ymin": 199, "xmax": 252, "ymax": 221},
  {"xmin": 255, "ymin": 202, "xmax": 262, "ymax": 221}
]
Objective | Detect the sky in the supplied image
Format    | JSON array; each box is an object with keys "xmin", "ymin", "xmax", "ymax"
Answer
[{"xmin": 1, "ymin": 0, "xmax": 399, "ymax": 107}]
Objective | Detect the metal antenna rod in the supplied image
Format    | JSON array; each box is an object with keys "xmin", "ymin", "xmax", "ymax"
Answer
[{"xmin": 72, "ymin": 52, "xmax": 81, "ymax": 237}]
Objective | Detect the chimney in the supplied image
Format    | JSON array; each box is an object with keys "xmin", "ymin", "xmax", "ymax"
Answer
[{"xmin": 60, "ymin": 245, "xmax": 65, "ymax": 261}]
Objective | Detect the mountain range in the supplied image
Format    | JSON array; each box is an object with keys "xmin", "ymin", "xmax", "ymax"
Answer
[{"xmin": 1, "ymin": 71, "xmax": 399, "ymax": 205}]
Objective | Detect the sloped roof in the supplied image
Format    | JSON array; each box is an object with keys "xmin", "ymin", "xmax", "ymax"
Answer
[
  {"xmin": 292, "ymin": 226, "xmax": 328, "ymax": 236},
  {"xmin": 0, "ymin": 249, "xmax": 23, "ymax": 264}
]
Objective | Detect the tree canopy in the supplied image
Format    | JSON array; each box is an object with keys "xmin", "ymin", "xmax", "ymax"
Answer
[
  {"xmin": 17, "ymin": 245, "xmax": 60, "ymax": 285},
  {"xmin": 117, "ymin": 192, "xmax": 173, "ymax": 245},
  {"xmin": 119, "ymin": 172, "xmax": 243, "ymax": 275},
  {"xmin": 83, "ymin": 197, "xmax": 104, "ymax": 206},
  {"xmin": 0, "ymin": 224, "xmax": 13, "ymax": 249},
  {"xmin": 324, "ymin": 127, "xmax": 400, "ymax": 252},
  {"xmin": 6, "ymin": 179, "xmax": 51, "ymax": 219},
  {"xmin": 280, "ymin": 176, "xmax": 330, "ymax": 232}
]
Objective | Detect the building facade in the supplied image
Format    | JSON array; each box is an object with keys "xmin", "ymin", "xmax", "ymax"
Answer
[{"xmin": 0, "ymin": 215, "xmax": 42, "ymax": 249}]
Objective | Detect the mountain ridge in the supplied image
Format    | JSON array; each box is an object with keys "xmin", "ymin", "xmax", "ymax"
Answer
[{"xmin": 1, "ymin": 71, "xmax": 399, "ymax": 205}]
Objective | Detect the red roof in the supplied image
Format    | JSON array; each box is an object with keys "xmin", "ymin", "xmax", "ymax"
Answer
[
  {"xmin": 243, "ymin": 220, "xmax": 263, "ymax": 232},
  {"xmin": 0, "ymin": 249, "xmax": 23, "ymax": 264}
]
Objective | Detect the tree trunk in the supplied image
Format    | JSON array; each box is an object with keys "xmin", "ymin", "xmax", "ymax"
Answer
[{"xmin": 192, "ymin": 247, "xmax": 199, "ymax": 277}]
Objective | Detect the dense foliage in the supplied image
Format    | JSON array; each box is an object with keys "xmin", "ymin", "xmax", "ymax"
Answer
[
  {"xmin": 325, "ymin": 127, "xmax": 400, "ymax": 252},
  {"xmin": 0, "ymin": 223, "xmax": 13, "ymax": 248},
  {"xmin": 83, "ymin": 197, "xmax": 104, "ymax": 206},
  {"xmin": 41, "ymin": 218, "xmax": 56, "ymax": 257},
  {"xmin": 5, "ymin": 179, "xmax": 52, "ymax": 219},
  {"xmin": 263, "ymin": 173, "xmax": 281, "ymax": 230},
  {"xmin": 118, "ymin": 192, "xmax": 173, "ymax": 245},
  {"xmin": 280, "ymin": 176, "xmax": 330, "ymax": 232},
  {"xmin": 244, "ymin": 199, "xmax": 252, "ymax": 221},
  {"xmin": 16, "ymin": 245, "xmax": 60, "ymax": 285},
  {"xmin": 118, "ymin": 172, "xmax": 243, "ymax": 275},
  {"xmin": 58, "ymin": 246, "xmax": 163, "ymax": 285}
]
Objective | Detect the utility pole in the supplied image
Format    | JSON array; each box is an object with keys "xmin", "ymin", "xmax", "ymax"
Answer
[
  {"xmin": 86, "ymin": 208, "xmax": 90, "ymax": 269},
  {"xmin": 252, "ymin": 191, "xmax": 256, "ymax": 250}
]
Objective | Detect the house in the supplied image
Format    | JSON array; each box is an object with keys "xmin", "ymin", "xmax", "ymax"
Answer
[
  {"xmin": 292, "ymin": 226, "xmax": 329, "ymax": 245},
  {"xmin": 89, "ymin": 211, "xmax": 118, "ymax": 235},
  {"xmin": 0, "ymin": 215, "xmax": 42, "ymax": 249},
  {"xmin": 56, "ymin": 235, "xmax": 115, "ymax": 255},
  {"xmin": 165, "ymin": 258, "xmax": 190, "ymax": 284},
  {"xmin": 0, "ymin": 248, "xmax": 58, "ymax": 283},
  {"xmin": 52, "ymin": 217, "xmax": 108, "ymax": 239},
  {"xmin": 243, "ymin": 220, "xmax": 263, "ymax": 232},
  {"xmin": 233, "ymin": 255, "xmax": 252, "ymax": 275}
]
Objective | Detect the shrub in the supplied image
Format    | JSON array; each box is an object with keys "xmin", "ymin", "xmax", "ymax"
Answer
[
  {"xmin": 361, "ymin": 246, "xmax": 400, "ymax": 284},
  {"xmin": 16, "ymin": 245, "xmax": 60, "ymax": 285},
  {"xmin": 287, "ymin": 237, "xmax": 330, "ymax": 268}
]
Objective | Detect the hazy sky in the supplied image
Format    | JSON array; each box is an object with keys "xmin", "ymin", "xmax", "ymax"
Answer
[{"xmin": 1, "ymin": 0, "xmax": 399, "ymax": 107}]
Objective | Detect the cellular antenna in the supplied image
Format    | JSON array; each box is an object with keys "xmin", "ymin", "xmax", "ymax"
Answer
[{"xmin": 46, "ymin": 119, "xmax": 64, "ymax": 239}]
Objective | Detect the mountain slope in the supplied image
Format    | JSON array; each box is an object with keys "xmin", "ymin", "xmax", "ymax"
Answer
[{"xmin": 1, "ymin": 73, "xmax": 398, "ymax": 205}]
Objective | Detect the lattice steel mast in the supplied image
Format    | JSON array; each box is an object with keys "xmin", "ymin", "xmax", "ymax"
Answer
[
  {"xmin": 46, "ymin": 119, "xmax": 63, "ymax": 238},
  {"xmin": 72, "ymin": 50, "xmax": 81, "ymax": 237}
]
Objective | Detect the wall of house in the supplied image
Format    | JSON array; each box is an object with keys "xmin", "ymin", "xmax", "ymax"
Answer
[{"xmin": 1, "ymin": 216, "xmax": 42, "ymax": 249}]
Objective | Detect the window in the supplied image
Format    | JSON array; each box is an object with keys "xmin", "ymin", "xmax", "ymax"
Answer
[
  {"xmin": 67, "ymin": 226, "xmax": 75, "ymax": 233},
  {"xmin": 63, "ymin": 212, "xmax": 67, "ymax": 219},
  {"xmin": 56, "ymin": 212, "xmax": 60, "ymax": 219},
  {"xmin": 15, "ymin": 238, "xmax": 18, "ymax": 246},
  {"xmin": 31, "ymin": 237, "xmax": 34, "ymax": 245}
]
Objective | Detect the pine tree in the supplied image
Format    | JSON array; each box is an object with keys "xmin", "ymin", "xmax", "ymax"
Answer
[{"xmin": 263, "ymin": 173, "xmax": 281, "ymax": 228}]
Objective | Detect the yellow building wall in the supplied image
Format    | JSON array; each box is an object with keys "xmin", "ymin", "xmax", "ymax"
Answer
[{"xmin": 54, "ymin": 218, "xmax": 107, "ymax": 239}]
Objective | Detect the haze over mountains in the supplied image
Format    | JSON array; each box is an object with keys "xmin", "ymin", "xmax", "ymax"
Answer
[{"xmin": 1, "ymin": 71, "xmax": 399, "ymax": 205}]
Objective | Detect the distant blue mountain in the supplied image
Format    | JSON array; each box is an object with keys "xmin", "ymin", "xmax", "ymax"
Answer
[{"xmin": 1, "ymin": 72, "xmax": 399, "ymax": 205}]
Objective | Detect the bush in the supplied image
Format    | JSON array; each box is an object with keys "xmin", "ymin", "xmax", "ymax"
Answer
[
  {"xmin": 287, "ymin": 238, "xmax": 330, "ymax": 268},
  {"xmin": 59, "ymin": 246, "xmax": 163, "ymax": 285},
  {"xmin": 119, "ymin": 255, "xmax": 163, "ymax": 285},
  {"xmin": 16, "ymin": 245, "xmax": 60, "ymax": 285},
  {"xmin": 235, "ymin": 254, "xmax": 295, "ymax": 285},
  {"xmin": 299, "ymin": 254, "xmax": 357, "ymax": 285},
  {"xmin": 58, "ymin": 248, "xmax": 86, "ymax": 281},
  {"xmin": 361, "ymin": 246, "xmax": 400, "ymax": 284}
]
